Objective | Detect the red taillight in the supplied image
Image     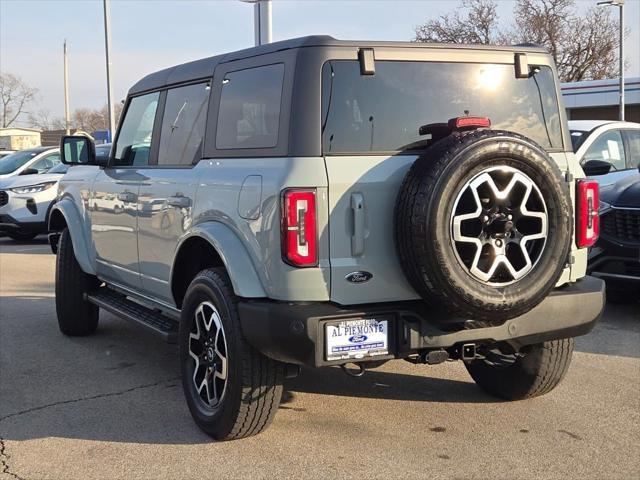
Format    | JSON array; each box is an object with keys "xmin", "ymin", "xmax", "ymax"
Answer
[
  {"xmin": 452, "ymin": 116, "xmax": 491, "ymax": 130},
  {"xmin": 282, "ymin": 189, "xmax": 317, "ymax": 267},
  {"xmin": 576, "ymin": 180, "xmax": 599, "ymax": 248}
]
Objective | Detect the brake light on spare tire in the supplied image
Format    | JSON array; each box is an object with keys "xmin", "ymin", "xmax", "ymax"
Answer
[
  {"xmin": 282, "ymin": 189, "xmax": 318, "ymax": 267},
  {"xmin": 576, "ymin": 180, "xmax": 599, "ymax": 248}
]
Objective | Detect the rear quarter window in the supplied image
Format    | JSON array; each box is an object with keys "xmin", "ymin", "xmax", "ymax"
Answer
[
  {"xmin": 322, "ymin": 61, "xmax": 563, "ymax": 154},
  {"xmin": 216, "ymin": 63, "xmax": 284, "ymax": 150}
]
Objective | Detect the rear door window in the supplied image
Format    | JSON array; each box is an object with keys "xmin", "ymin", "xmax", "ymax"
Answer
[
  {"xmin": 113, "ymin": 92, "xmax": 160, "ymax": 167},
  {"xmin": 158, "ymin": 82, "xmax": 210, "ymax": 165},
  {"xmin": 216, "ymin": 63, "xmax": 284, "ymax": 150},
  {"xmin": 322, "ymin": 61, "xmax": 563, "ymax": 154},
  {"xmin": 583, "ymin": 130, "xmax": 626, "ymax": 171}
]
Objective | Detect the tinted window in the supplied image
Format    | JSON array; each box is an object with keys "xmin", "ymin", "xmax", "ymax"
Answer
[
  {"xmin": 95, "ymin": 144, "xmax": 112, "ymax": 163},
  {"xmin": 0, "ymin": 149, "xmax": 39, "ymax": 174},
  {"xmin": 158, "ymin": 83, "xmax": 209, "ymax": 165},
  {"xmin": 583, "ymin": 130, "xmax": 626, "ymax": 171},
  {"xmin": 322, "ymin": 61, "xmax": 563, "ymax": 153},
  {"xmin": 624, "ymin": 130, "xmax": 640, "ymax": 169},
  {"xmin": 216, "ymin": 63, "xmax": 284, "ymax": 150},
  {"xmin": 31, "ymin": 152, "xmax": 60, "ymax": 173},
  {"xmin": 113, "ymin": 92, "xmax": 159, "ymax": 166}
]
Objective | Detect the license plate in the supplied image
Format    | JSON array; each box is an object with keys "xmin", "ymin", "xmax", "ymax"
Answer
[{"xmin": 325, "ymin": 318, "xmax": 389, "ymax": 361}]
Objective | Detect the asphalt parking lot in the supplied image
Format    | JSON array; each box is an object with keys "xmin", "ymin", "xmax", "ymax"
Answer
[{"xmin": 0, "ymin": 236, "xmax": 638, "ymax": 480}]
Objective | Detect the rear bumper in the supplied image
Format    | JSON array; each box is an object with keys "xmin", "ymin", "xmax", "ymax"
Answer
[{"xmin": 239, "ymin": 276, "xmax": 605, "ymax": 367}]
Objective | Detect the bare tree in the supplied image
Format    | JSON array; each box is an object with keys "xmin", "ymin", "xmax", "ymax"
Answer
[
  {"xmin": 414, "ymin": 0, "xmax": 502, "ymax": 44},
  {"xmin": 28, "ymin": 109, "xmax": 65, "ymax": 131},
  {"xmin": 413, "ymin": 0, "xmax": 621, "ymax": 82},
  {"xmin": 512, "ymin": 0, "xmax": 619, "ymax": 82},
  {"xmin": 72, "ymin": 103, "xmax": 123, "ymax": 133},
  {"xmin": 0, "ymin": 73, "xmax": 38, "ymax": 128}
]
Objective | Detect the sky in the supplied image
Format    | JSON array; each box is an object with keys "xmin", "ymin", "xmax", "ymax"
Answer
[{"xmin": 1, "ymin": 0, "xmax": 639, "ymax": 127}]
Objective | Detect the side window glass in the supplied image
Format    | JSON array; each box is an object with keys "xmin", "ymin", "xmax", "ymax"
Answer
[
  {"xmin": 158, "ymin": 82, "xmax": 210, "ymax": 165},
  {"xmin": 216, "ymin": 63, "xmax": 284, "ymax": 150},
  {"xmin": 583, "ymin": 130, "xmax": 626, "ymax": 171},
  {"xmin": 31, "ymin": 152, "xmax": 60, "ymax": 173},
  {"xmin": 624, "ymin": 130, "xmax": 640, "ymax": 169},
  {"xmin": 113, "ymin": 92, "xmax": 160, "ymax": 167}
]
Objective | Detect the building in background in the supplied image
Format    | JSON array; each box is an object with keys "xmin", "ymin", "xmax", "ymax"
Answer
[
  {"xmin": 0, "ymin": 127, "xmax": 41, "ymax": 150},
  {"xmin": 562, "ymin": 77, "xmax": 640, "ymax": 123}
]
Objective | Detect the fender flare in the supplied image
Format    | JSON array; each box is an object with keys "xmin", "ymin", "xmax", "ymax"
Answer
[
  {"xmin": 48, "ymin": 199, "xmax": 96, "ymax": 275},
  {"xmin": 172, "ymin": 222, "xmax": 266, "ymax": 298}
]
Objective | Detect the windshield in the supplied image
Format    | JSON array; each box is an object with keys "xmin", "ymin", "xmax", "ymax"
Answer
[
  {"xmin": 570, "ymin": 130, "xmax": 589, "ymax": 152},
  {"xmin": 0, "ymin": 150, "xmax": 39, "ymax": 175},
  {"xmin": 322, "ymin": 61, "xmax": 563, "ymax": 154}
]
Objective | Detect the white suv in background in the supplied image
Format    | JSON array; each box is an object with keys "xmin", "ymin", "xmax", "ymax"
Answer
[
  {"xmin": 0, "ymin": 146, "xmax": 61, "ymax": 179},
  {"xmin": 569, "ymin": 120, "xmax": 640, "ymax": 184},
  {"xmin": 0, "ymin": 144, "xmax": 111, "ymax": 240}
]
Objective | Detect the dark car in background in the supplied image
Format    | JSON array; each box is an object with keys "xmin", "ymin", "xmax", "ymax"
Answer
[{"xmin": 588, "ymin": 170, "xmax": 640, "ymax": 302}]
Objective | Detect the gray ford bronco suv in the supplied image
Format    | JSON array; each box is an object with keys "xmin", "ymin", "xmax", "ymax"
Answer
[{"xmin": 51, "ymin": 36, "xmax": 605, "ymax": 440}]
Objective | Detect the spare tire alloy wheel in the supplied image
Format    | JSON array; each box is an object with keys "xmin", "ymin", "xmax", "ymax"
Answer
[
  {"xmin": 451, "ymin": 166, "xmax": 548, "ymax": 286},
  {"xmin": 188, "ymin": 301, "xmax": 228, "ymax": 408},
  {"xmin": 395, "ymin": 130, "xmax": 572, "ymax": 322}
]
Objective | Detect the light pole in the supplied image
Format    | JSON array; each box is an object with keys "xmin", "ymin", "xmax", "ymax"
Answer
[
  {"xmin": 597, "ymin": 0, "xmax": 625, "ymax": 121},
  {"xmin": 63, "ymin": 40, "xmax": 70, "ymax": 135},
  {"xmin": 240, "ymin": 0, "xmax": 272, "ymax": 46},
  {"xmin": 103, "ymin": 0, "xmax": 116, "ymax": 139}
]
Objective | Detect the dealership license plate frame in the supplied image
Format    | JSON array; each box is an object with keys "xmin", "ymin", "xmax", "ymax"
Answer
[{"xmin": 325, "ymin": 317, "xmax": 390, "ymax": 361}]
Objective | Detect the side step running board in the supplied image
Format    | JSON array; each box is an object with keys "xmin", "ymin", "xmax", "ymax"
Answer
[{"xmin": 86, "ymin": 288, "xmax": 179, "ymax": 344}]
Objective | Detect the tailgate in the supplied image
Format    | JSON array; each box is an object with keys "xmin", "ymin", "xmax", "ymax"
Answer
[{"xmin": 325, "ymin": 155, "xmax": 420, "ymax": 305}]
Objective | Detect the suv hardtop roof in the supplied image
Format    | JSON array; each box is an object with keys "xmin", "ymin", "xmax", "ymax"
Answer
[{"xmin": 129, "ymin": 35, "xmax": 548, "ymax": 96}]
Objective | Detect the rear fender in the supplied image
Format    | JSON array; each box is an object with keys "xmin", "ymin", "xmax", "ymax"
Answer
[{"xmin": 174, "ymin": 222, "xmax": 266, "ymax": 298}]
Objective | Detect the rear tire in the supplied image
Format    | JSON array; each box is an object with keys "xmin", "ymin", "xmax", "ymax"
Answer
[
  {"xmin": 465, "ymin": 338, "xmax": 574, "ymax": 400},
  {"xmin": 180, "ymin": 268, "xmax": 283, "ymax": 440},
  {"xmin": 55, "ymin": 228, "xmax": 100, "ymax": 336}
]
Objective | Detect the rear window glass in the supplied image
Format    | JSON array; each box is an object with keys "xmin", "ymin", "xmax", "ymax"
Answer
[
  {"xmin": 216, "ymin": 63, "xmax": 284, "ymax": 150},
  {"xmin": 322, "ymin": 61, "xmax": 563, "ymax": 154}
]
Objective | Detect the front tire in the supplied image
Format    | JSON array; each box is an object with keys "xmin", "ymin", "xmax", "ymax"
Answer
[
  {"xmin": 55, "ymin": 228, "xmax": 100, "ymax": 336},
  {"xmin": 179, "ymin": 268, "xmax": 283, "ymax": 440},
  {"xmin": 465, "ymin": 338, "xmax": 574, "ymax": 400}
]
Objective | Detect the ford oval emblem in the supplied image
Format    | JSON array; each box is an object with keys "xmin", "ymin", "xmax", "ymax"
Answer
[
  {"xmin": 345, "ymin": 271, "xmax": 373, "ymax": 284},
  {"xmin": 349, "ymin": 335, "xmax": 368, "ymax": 343}
]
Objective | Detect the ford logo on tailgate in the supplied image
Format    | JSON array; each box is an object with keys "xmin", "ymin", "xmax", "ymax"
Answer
[{"xmin": 345, "ymin": 271, "xmax": 373, "ymax": 284}]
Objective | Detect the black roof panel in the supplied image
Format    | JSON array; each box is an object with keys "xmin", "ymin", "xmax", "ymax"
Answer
[{"xmin": 128, "ymin": 35, "xmax": 547, "ymax": 95}]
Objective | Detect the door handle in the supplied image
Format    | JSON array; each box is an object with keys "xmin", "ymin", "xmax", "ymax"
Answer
[
  {"xmin": 167, "ymin": 196, "xmax": 191, "ymax": 208},
  {"xmin": 351, "ymin": 193, "xmax": 365, "ymax": 256},
  {"xmin": 117, "ymin": 192, "xmax": 137, "ymax": 203}
]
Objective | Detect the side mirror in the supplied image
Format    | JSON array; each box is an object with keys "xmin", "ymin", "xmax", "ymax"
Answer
[
  {"xmin": 20, "ymin": 168, "xmax": 39, "ymax": 175},
  {"xmin": 60, "ymin": 135, "xmax": 97, "ymax": 166},
  {"xmin": 582, "ymin": 160, "xmax": 612, "ymax": 176}
]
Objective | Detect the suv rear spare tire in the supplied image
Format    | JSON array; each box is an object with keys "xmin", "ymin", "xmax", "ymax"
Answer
[{"xmin": 395, "ymin": 130, "xmax": 572, "ymax": 322}]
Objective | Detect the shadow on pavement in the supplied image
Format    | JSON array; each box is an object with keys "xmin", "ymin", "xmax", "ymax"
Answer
[
  {"xmin": 574, "ymin": 300, "xmax": 639, "ymax": 359},
  {"xmin": 285, "ymin": 365, "xmax": 493, "ymax": 404},
  {"xmin": 0, "ymin": 235, "xmax": 51, "ymax": 254}
]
